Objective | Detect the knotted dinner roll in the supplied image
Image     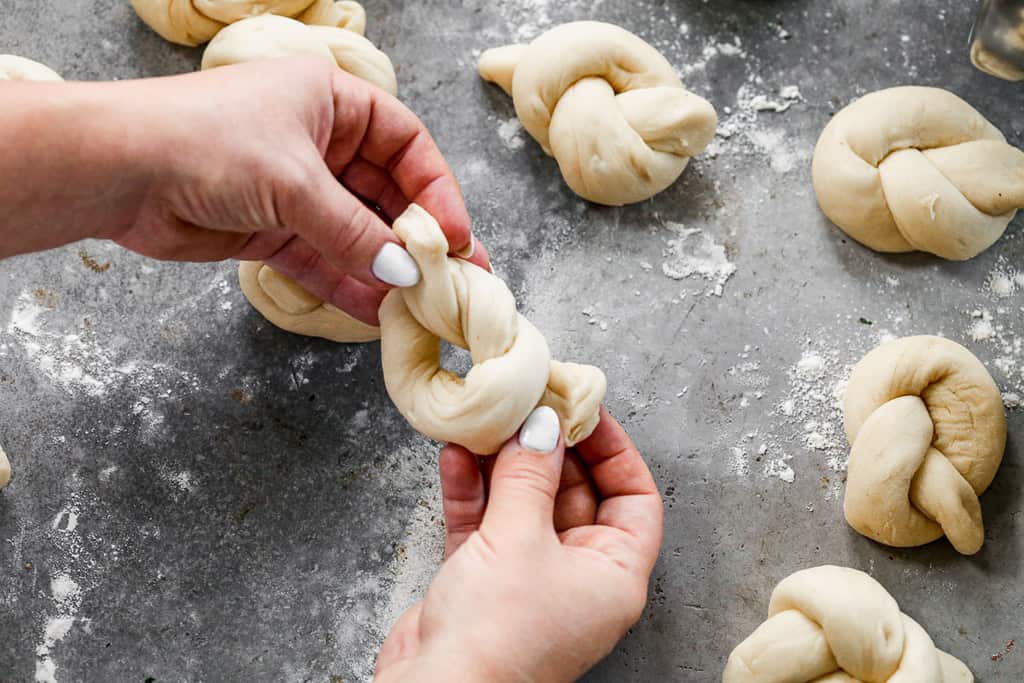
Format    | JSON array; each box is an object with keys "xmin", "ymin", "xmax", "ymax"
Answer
[
  {"xmin": 380, "ymin": 205, "xmax": 605, "ymax": 454},
  {"xmin": 0, "ymin": 445, "xmax": 9, "ymax": 490},
  {"xmin": 238, "ymin": 262, "xmax": 380, "ymax": 342},
  {"xmin": 0, "ymin": 55, "xmax": 62, "ymax": 81},
  {"xmin": 843, "ymin": 336, "xmax": 1006, "ymax": 555},
  {"xmin": 478, "ymin": 21, "xmax": 718, "ymax": 206},
  {"xmin": 724, "ymin": 565, "xmax": 973, "ymax": 683},
  {"xmin": 201, "ymin": 14, "xmax": 397, "ymax": 95},
  {"xmin": 131, "ymin": 0, "xmax": 366, "ymax": 46},
  {"xmin": 813, "ymin": 86, "xmax": 1024, "ymax": 260}
]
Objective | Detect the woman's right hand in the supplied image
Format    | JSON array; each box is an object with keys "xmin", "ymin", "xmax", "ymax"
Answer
[{"xmin": 375, "ymin": 406, "xmax": 664, "ymax": 682}]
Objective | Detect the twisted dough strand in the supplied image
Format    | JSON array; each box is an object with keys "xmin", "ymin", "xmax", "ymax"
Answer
[{"xmin": 380, "ymin": 205, "xmax": 605, "ymax": 454}]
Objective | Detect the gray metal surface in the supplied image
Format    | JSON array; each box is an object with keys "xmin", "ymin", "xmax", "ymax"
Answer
[{"xmin": 1, "ymin": 1, "xmax": 1022, "ymax": 681}]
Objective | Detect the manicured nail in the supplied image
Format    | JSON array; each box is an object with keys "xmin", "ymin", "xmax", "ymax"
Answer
[
  {"xmin": 519, "ymin": 406, "xmax": 560, "ymax": 453},
  {"xmin": 455, "ymin": 235, "xmax": 475, "ymax": 259},
  {"xmin": 372, "ymin": 243, "xmax": 420, "ymax": 287}
]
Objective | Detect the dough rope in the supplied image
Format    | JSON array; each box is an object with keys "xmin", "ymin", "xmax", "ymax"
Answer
[
  {"xmin": 201, "ymin": 12, "xmax": 396, "ymax": 341},
  {"xmin": 812, "ymin": 86, "xmax": 1024, "ymax": 260},
  {"xmin": 238, "ymin": 262, "xmax": 380, "ymax": 342},
  {"xmin": 0, "ymin": 54, "xmax": 62, "ymax": 82},
  {"xmin": 724, "ymin": 565, "xmax": 973, "ymax": 683},
  {"xmin": 843, "ymin": 336, "xmax": 1006, "ymax": 555},
  {"xmin": 0, "ymin": 54, "xmax": 61, "ymax": 488},
  {"xmin": 478, "ymin": 21, "xmax": 718, "ymax": 206},
  {"xmin": 380, "ymin": 204, "xmax": 605, "ymax": 454},
  {"xmin": 131, "ymin": 0, "xmax": 367, "ymax": 46}
]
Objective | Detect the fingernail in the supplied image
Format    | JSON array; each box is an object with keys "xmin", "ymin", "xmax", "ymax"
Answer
[
  {"xmin": 455, "ymin": 235, "xmax": 475, "ymax": 259},
  {"xmin": 372, "ymin": 243, "xmax": 420, "ymax": 287},
  {"xmin": 519, "ymin": 406, "xmax": 560, "ymax": 453}
]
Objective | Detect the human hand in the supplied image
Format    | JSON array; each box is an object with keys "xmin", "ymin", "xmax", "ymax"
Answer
[
  {"xmin": 106, "ymin": 57, "xmax": 488, "ymax": 325},
  {"xmin": 374, "ymin": 406, "xmax": 663, "ymax": 683}
]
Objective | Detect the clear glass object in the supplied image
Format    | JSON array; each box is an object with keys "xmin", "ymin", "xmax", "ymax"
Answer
[{"xmin": 970, "ymin": 0, "xmax": 1024, "ymax": 80}]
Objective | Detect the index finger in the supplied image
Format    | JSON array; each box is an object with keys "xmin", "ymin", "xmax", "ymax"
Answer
[
  {"xmin": 329, "ymin": 72, "xmax": 476, "ymax": 261},
  {"xmin": 574, "ymin": 407, "xmax": 663, "ymax": 570}
]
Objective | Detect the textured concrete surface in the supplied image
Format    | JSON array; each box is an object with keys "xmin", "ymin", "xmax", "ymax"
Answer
[{"xmin": 1, "ymin": 0, "xmax": 1023, "ymax": 681}]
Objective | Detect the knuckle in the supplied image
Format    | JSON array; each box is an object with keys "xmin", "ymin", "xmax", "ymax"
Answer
[
  {"xmin": 330, "ymin": 205, "xmax": 377, "ymax": 257},
  {"xmin": 499, "ymin": 461, "xmax": 556, "ymax": 500}
]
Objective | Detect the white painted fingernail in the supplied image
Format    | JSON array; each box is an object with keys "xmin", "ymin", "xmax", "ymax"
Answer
[
  {"xmin": 372, "ymin": 243, "xmax": 420, "ymax": 287},
  {"xmin": 519, "ymin": 406, "xmax": 560, "ymax": 453},
  {"xmin": 455, "ymin": 235, "xmax": 475, "ymax": 259}
]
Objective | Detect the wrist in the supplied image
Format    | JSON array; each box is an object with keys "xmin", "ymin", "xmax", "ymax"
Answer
[{"xmin": 0, "ymin": 80, "xmax": 156, "ymax": 255}]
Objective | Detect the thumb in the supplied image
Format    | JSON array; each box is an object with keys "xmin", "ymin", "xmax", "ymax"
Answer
[
  {"xmin": 482, "ymin": 406, "xmax": 565, "ymax": 540},
  {"xmin": 284, "ymin": 164, "xmax": 421, "ymax": 290}
]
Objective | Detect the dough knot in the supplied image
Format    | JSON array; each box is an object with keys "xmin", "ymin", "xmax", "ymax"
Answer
[
  {"xmin": 201, "ymin": 13, "xmax": 396, "ymax": 96},
  {"xmin": 812, "ymin": 86, "xmax": 1024, "ymax": 260},
  {"xmin": 843, "ymin": 336, "xmax": 1006, "ymax": 555},
  {"xmin": 131, "ymin": 0, "xmax": 367, "ymax": 47},
  {"xmin": 0, "ymin": 55, "xmax": 62, "ymax": 82},
  {"xmin": 478, "ymin": 21, "xmax": 718, "ymax": 206},
  {"xmin": 724, "ymin": 565, "xmax": 973, "ymax": 683},
  {"xmin": 380, "ymin": 205, "xmax": 606, "ymax": 454}
]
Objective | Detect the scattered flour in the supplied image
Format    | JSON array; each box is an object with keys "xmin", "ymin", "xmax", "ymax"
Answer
[
  {"xmin": 497, "ymin": 117, "xmax": 525, "ymax": 150},
  {"xmin": 660, "ymin": 222, "xmax": 737, "ymax": 296}
]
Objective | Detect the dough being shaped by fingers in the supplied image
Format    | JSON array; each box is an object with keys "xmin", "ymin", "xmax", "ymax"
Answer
[
  {"xmin": 238, "ymin": 262, "xmax": 380, "ymax": 343},
  {"xmin": 842, "ymin": 336, "xmax": 1006, "ymax": 555},
  {"xmin": 201, "ymin": 13, "xmax": 397, "ymax": 95},
  {"xmin": 724, "ymin": 565, "xmax": 973, "ymax": 682},
  {"xmin": 0, "ymin": 55, "xmax": 62, "ymax": 81},
  {"xmin": 131, "ymin": 0, "xmax": 366, "ymax": 46},
  {"xmin": 812, "ymin": 86, "xmax": 1024, "ymax": 260},
  {"xmin": 380, "ymin": 205, "xmax": 605, "ymax": 454},
  {"xmin": 478, "ymin": 21, "xmax": 717, "ymax": 206}
]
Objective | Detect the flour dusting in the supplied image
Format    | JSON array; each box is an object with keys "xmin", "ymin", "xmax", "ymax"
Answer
[{"xmin": 660, "ymin": 222, "xmax": 737, "ymax": 296}]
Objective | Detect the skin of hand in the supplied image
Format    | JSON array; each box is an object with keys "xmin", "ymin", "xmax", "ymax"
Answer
[
  {"xmin": 374, "ymin": 407, "xmax": 664, "ymax": 683},
  {"xmin": 0, "ymin": 57, "xmax": 489, "ymax": 325}
]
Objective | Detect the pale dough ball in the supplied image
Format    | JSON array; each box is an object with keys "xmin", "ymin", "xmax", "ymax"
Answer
[
  {"xmin": 478, "ymin": 21, "xmax": 718, "ymax": 206},
  {"xmin": 379, "ymin": 205, "xmax": 605, "ymax": 454},
  {"xmin": 724, "ymin": 565, "xmax": 973, "ymax": 682},
  {"xmin": 201, "ymin": 14, "xmax": 397, "ymax": 96},
  {"xmin": 812, "ymin": 86, "xmax": 1024, "ymax": 260},
  {"xmin": 130, "ymin": 0, "xmax": 366, "ymax": 47},
  {"xmin": 237, "ymin": 262, "xmax": 380, "ymax": 343},
  {"xmin": 843, "ymin": 336, "xmax": 1006, "ymax": 555},
  {"xmin": 0, "ymin": 55, "xmax": 62, "ymax": 81}
]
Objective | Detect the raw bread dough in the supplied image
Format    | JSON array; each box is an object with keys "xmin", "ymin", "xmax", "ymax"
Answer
[
  {"xmin": 131, "ymin": 0, "xmax": 366, "ymax": 46},
  {"xmin": 0, "ymin": 55, "xmax": 62, "ymax": 81},
  {"xmin": 238, "ymin": 261, "xmax": 379, "ymax": 342},
  {"xmin": 478, "ymin": 21, "xmax": 718, "ymax": 206},
  {"xmin": 202, "ymin": 13, "xmax": 396, "ymax": 337},
  {"xmin": 0, "ymin": 446, "xmax": 9, "ymax": 490},
  {"xmin": 812, "ymin": 86, "xmax": 1024, "ymax": 260},
  {"xmin": 202, "ymin": 14, "xmax": 397, "ymax": 95},
  {"xmin": 380, "ymin": 204, "xmax": 605, "ymax": 454},
  {"xmin": 724, "ymin": 565, "xmax": 973, "ymax": 683},
  {"xmin": 843, "ymin": 336, "xmax": 1005, "ymax": 555}
]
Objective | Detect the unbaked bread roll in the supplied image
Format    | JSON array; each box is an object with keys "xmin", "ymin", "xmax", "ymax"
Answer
[
  {"xmin": 843, "ymin": 336, "xmax": 1006, "ymax": 555},
  {"xmin": 201, "ymin": 13, "xmax": 397, "ymax": 95},
  {"xmin": 238, "ymin": 261, "xmax": 379, "ymax": 342},
  {"xmin": 812, "ymin": 86, "xmax": 1024, "ymax": 260},
  {"xmin": 724, "ymin": 565, "xmax": 973, "ymax": 682},
  {"xmin": 131, "ymin": 0, "xmax": 366, "ymax": 46},
  {"xmin": 478, "ymin": 21, "xmax": 717, "ymax": 206},
  {"xmin": 0, "ymin": 55, "xmax": 62, "ymax": 81},
  {"xmin": 380, "ymin": 204, "xmax": 605, "ymax": 454}
]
